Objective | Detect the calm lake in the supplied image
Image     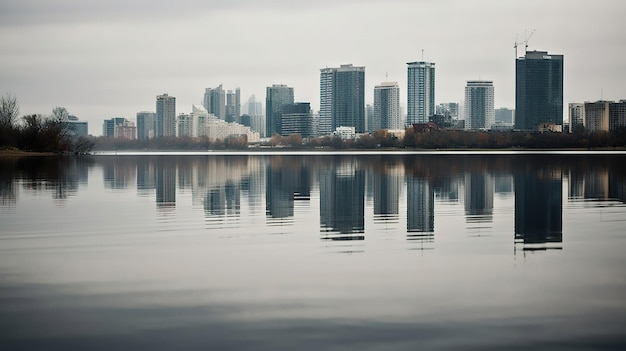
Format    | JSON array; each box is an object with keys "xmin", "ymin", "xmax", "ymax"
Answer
[{"xmin": 1, "ymin": 152, "xmax": 626, "ymax": 350}]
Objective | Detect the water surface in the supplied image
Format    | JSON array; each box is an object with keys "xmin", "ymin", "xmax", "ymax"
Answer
[{"xmin": 1, "ymin": 153, "xmax": 625, "ymax": 350}]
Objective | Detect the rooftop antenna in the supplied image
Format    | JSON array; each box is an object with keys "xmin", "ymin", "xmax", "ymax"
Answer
[
  {"xmin": 385, "ymin": 72, "xmax": 389, "ymax": 81},
  {"xmin": 421, "ymin": 49, "xmax": 424, "ymax": 61}
]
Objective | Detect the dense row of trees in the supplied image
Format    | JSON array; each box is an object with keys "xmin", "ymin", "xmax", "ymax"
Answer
[
  {"xmin": 90, "ymin": 127, "xmax": 626, "ymax": 151},
  {"xmin": 0, "ymin": 94, "xmax": 94, "ymax": 153}
]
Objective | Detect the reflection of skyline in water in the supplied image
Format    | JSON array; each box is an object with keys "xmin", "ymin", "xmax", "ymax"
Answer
[
  {"xmin": 464, "ymin": 172, "xmax": 494, "ymax": 224},
  {"xmin": 3, "ymin": 154, "xmax": 626, "ymax": 253},
  {"xmin": 407, "ymin": 176, "xmax": 434, "ymax": 241},
  {"xmin": 320, "ymin": 159, "xmax": 365, "ymax": 240},
  {"xmin": 515, "ymin": 161, "xmax": 563, "ymax": 251}
]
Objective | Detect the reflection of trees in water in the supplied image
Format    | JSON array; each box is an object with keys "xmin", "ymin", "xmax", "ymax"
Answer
[{"xmin": 0, "ymin": 156, "xmax": 92, "ymax": 203}]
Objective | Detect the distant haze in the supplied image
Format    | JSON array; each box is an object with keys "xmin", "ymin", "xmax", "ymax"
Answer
[{"xmin": 1, "ymin": 0, "xmax": 625, "ymax": 135}]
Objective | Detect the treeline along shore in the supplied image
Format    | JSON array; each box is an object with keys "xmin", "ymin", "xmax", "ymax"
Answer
[{"xmin": 90, "ymin": 128, "xmax": 626, "ymax": 151}]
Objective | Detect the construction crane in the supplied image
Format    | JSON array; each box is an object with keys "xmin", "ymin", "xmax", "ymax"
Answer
[
  {"xmin": 524, "ymin": 29, "xmax": 536, "ymax": 52},
  {"xmin": 514, "ymin": 29, "xmax": 536, "ymax": 59},
  {"xmin": 514, "ymin": 34, "xmax": 521, "ymax": 59}
]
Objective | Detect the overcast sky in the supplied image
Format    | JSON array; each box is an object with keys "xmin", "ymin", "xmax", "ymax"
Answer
[{"xmin": 1, "ymin": 0, "xmax": 625, "ymax": 135}]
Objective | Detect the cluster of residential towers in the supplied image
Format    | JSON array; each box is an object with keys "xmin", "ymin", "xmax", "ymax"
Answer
[{"xmin": 100, "ymin": 49, "xmax": 626, "ymax": 140}]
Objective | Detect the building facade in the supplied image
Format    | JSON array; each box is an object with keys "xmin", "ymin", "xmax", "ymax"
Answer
[
  {"xmin": 495, "ymin": 108, "xmax": 514, "ymax": 125},
  {"xmin": 407, "ymin": 61, "xmax": 435, "ymax": 125},
  {"xmin": 609, "ymin": 100, "xmax": 626, "ymax": 131},
  {"xmin": 515, "ymin": 50, "xmax": 564, "ymax": 131},
  {"xmin": 225, "ymin": 88, "xmax": 241, "ymax": 123},
  {"xmin": 67, "ymin": 115, "xmax": 88, "ymax": 137},
  {"xmin": 464, "ymin": 80, "xmax": 495, "ymax": 130},
  {"xmin": 281, "ymin": 102, "xmax": 313, "ymax": 137},
  {"xmin": 265, "ymin": 84, "xmax": 294, "ymax": 137},
  {"xmin": 156, "ymin": 93, "xmax": 176, "ymax": 137},
  {"xmin": 102, "ymin": 117, "xmax": 126, "ymax": 137},
  {"xmin": 568, "ymin": 103, "xmax": 584, "ymax": 132},
  {"xmin": 177, "ymin": 114, "xmax": 194, "ymax": 138},
  {"xmin": 373, "ymin": 82, "xmax": 401, "ymax": 131},
  {"xmin": 584, "ymin": 101, "xmax": 610, "ymax": 132},
  {"xmin": 203, "ymin": 85, "xmax": 226, "ymax": 120},
  {"xmin": 136, "ymin": 111, "xmax": 155, "ymax": 140},
  {"xmin": 320, "ymin": 64, "xmax": 366, "ymax": 134}
]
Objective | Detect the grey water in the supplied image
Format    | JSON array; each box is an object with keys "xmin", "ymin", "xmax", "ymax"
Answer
[{"xmin": 1, "ymin": 152, "xmax": 626, "ymax": 350}]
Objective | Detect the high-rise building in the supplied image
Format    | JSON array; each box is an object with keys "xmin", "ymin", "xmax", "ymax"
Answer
[
  {"xmin": 609, "ymin": 100, "xmax": 626, "ymax": 131},
  {"xmin": 136, "ymin": 111, "xmax": 155, "ymax": 140},
  {"xmin": 281, "ymin": 102, "xmax": 313, "ymax": 137},
  {"xmin": 495, "ymin": 107, "xmax": 514, "ymax": 125},
  {"xmin": 464, "ymin": 80, "xmax": 495, "ymax": 130},
  {"xmin": 436, "ymin": 103, "xmax": 459, "ymax": 119},
  {"xmin": 373, "ymin": 82, "xmax": 401, "ymax": 131},
  {"xmin": 320, "ymin": 64, "xmax": 366, "ymax": 134},
  {"xmin": 102, "ymin": 117, "xmax": 127, "ymax": 138},
  {"xmin": 156, "ymin": 93, "xmax": 176, "ymax": 137},
  {"xmin": 246, "ymin": 94, "xmax": 263, "ymax": 116},
  {"xmin": 319, "ymin": 68, "xmax": 334, "ymax": 136},
  {"xmin": 204, "ymin": 85, "xmax": 226, "ymax": 120},
  {"xmin": 584, "ymin": 101, "xmax": 609, "ymax": 132},
  {"xmin": 225, "ymin": 89, "xmax": 241, "ymax": 123},
  {"xmin": 515, "ymin": 50, "xmax": 564, "ymax": 131},
  {"xmin": 407, "ymin": 61, "xmax": 435, "ymax": 125},
  {"xmin": 581, "ymin": 100, "xmax": 626, "ymax": 132},
  {"xmin": 568, "ymin": 103, "xmax": 584, "ymax": 132},
  {"xmin": 67, "ymin": 115, "xmax": 88, "ymax": 137},
  {"xmin": 265, "ymin": 84, "xmax": 294, "ymax": 136},
  {"xmin": 177, "ymin": 114, "xmax": 193, "ymax": 137},
  {"xmin": 365, "ymin": 104, "xmax": 374, "ymax": 133}
]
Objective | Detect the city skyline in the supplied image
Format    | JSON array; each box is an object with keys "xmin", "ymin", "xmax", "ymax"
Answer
[{"xmin": 1, "ymin": 1, "xmax": 625, "ymax": 135}]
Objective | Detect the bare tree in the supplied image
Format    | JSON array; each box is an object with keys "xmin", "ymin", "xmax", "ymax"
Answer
[
  {"xmin": 51, "ymin": 106, "xmax": 69, "ymax": 122},
  {"xmin": 0, "ymin": 93, "xmax": 19, "ymax": 129},
  {"xmin": 0, "ymin": 93, "xmax": 20, "ymax": 147}
]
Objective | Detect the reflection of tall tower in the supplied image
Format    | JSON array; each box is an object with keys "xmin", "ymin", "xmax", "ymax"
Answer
[
  {"xmin": 407, "ymin": 177, "xmax": 434, "ymax": 237},
  {"xmin": 584, "ymin": 169, "xmax": 609, "ymax": 200},
  {"xmin": 320, "ymin": 160, "xmax": 365, "ymax": 238},
  {"xmin": 224, "ymin": 180, "xmax": 241, "ymax": 217},
  {"xmin": 464, "ymin": 172, "xmax": 494, "ymax": 223},
  {"xmin": 136, "ymin": 158, "xmax": 156, "ymax": 195},
  {"xmin": 515, "ymin": 168, "xmax": 562, "ymax": 249},
  {"xmin": 373, "ymin": 172, "xmax": 401, "ymax": 222},
  {"xmin": 156, "ymin": 159, "xmax": 176, "ymax": 208},
  {"xmin": 266, "ymin": 163, "xmax": 295, "ymax": 220},
  {"xmin": 205, "ymin": 188, "xmax": 225, "ymax": 216}
]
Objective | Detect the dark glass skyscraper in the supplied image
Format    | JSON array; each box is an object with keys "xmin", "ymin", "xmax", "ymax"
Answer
[
  {"xmin": 265, "ymin": 84, "xmax": 294, "ymax": 136},
  {"xmin": 515, "ymin": 51, "xmax": 563, "ymax": 131}
]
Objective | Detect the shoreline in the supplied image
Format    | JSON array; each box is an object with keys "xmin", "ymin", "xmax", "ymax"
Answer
[{"xmin": 3, "ymin": 147, "xmax": 626, "ymax": 158}]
